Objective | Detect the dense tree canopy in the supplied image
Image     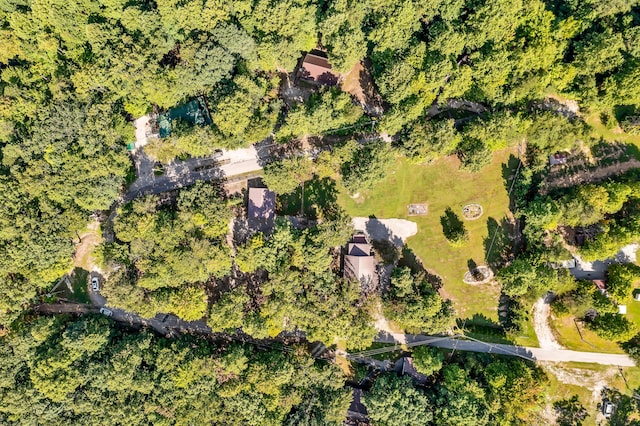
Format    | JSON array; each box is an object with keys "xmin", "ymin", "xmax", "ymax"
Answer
[
  {"xmin": 0, "ymin": 315, "xmax": 351, "ymax": 425},
  {"xmin": 99, "ymin": 182, "xmax": 233, "ymax": 320}
]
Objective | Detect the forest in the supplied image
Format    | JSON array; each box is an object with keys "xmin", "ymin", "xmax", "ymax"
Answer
[
  {"xmin": 2, "ymin": 0, "xmax": 640, "ymax": 423},
  {"xmin": 0, "ymin": 314, "xmax": 567, "ymax": 425}
]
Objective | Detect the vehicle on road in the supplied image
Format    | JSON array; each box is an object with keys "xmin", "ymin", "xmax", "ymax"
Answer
[
  {"xmin": 99, "ymin": 308, "xmax": 113, "ymax": 317},
  {"xmin": 91, "ymin": 277, "xmax": 100, "ymax": 292}
]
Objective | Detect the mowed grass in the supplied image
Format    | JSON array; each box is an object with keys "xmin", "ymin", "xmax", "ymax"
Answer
[
  {"xmin": 338, "ymin": 149, "xmax": 518, "ymax": 321},
  {"xmin": 550, "ymin": 313, "xmax": 626, "ymax": 354},
  {"xmin": 584, "ymin": 110, "xmax": 640, "ymax": 148}
]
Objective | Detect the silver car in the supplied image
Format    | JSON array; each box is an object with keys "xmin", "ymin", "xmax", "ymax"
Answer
[
  {"xmin": 99, "ymin": 308, "xmax": 113, "ymax": 317},
  {"xmin": 91, "ymin": 277, "xmax": 99, "ymax": 292}
]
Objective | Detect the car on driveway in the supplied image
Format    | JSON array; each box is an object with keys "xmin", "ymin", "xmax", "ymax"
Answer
[
  {"xmin": 99, "ymin": 308, "xmax": 113, "ymax": 317},
  {"xmin": 91, "ymin": 277, "xmax": 99, "ymax": 292},
  {"xmin": 603, "ymin": 400, "xmax": 615, "ymax": 418}
]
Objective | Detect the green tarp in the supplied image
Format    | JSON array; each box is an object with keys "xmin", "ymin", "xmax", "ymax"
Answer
[{"xmin": 158, "ymin": 96, "xmax": 212, "ymax": 138}]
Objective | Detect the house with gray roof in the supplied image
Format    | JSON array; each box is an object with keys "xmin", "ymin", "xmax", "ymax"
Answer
[{"xmin": 344, "ymin": 234, "xmax": 377, "ymax": 288}]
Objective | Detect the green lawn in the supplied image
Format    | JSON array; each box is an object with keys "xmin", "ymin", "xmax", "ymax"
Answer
[
  {"xmin": 338, "ymin": 149, "xmax": 518, "ymax": 321},
  {"xmin": 624, "ymin": 290, "xmax": 640, "ymax": 327},
  {"xmin": 584, "ymin": 110, "xmax": 640, "ymax": 148},
  {"xmin": 550, "ymin": 312, "xmax": 626, "ymax": 354},
  {"xmin": 57, "ymin": 268, "xmax": 91, "ymax": 304}
]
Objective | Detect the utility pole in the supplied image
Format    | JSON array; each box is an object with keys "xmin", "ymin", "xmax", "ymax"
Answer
[{"xmin": 300, "ymin": 181, "xmax": 305, "ymax": 217}]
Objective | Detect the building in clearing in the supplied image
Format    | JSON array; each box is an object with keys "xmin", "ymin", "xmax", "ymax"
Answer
[
  {"xmin": 297, "ymin": 51, "xmax": 340, "ymax": 86},
  {"xmin": 247, "ymin": 187, "xmax": 276, "ymax": 234},
  {"xmin": 549, "ymin": 152, "xmax": 568, "ymax": 166},
  {"xmin": 344, "ymin": 234, "xmax": 377, "ymax": 288}
]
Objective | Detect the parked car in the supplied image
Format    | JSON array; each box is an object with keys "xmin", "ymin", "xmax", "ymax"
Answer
[
  {"xmin": 99, "ymin": 308, "xmax": 113, "ymax": 317},
  {"xmin": 603, "ymin": 401, "xmax": 614, "ymax": 418},
  {"xmin": 91, "ymin": 277, "xmax": 99, "ymax": 292}
]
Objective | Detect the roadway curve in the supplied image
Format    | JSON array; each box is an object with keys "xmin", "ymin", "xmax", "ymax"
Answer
[{"xmin": 374, "ymin": 333, "xmax": 635, "ymax": 367}]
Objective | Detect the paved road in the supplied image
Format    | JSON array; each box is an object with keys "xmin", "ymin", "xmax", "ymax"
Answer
[
  {"xmin": 125, "ymin": 143, "xmax": 271, "ymax": 201},
  {"xmin": 374, "ymin": 333, "xmax": 636, "ymax": 366}
]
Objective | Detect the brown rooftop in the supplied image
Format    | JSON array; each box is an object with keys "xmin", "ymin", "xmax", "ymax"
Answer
[{"xmin": 298, "ymin": 53, "xmax": 340, "ymax": 86}]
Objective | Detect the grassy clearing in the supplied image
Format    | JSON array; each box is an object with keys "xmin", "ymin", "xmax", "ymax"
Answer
[
  {"xmin": 73, "ymin": 220, "xmax": 102, "ymax": 271},
  {"xmin": 550, "ymin": 313, "xmax": 626, "ymax": 354},
  {"xmin": 584, "ymin": 110, "xmax": 640, "ymax": 148},
  {"xmin": 57, "ymin": 268, "xmax": 91, "ymax": 304},
  {"xmin": 623, "ymin": 291, "xmax": 640, "ymax": 327},
  {"xmin": 514, "ymin": 316, "xmax": 541, "ymax": 347},
  {"xmin": 338, "ymin": 149, "xmax": 518, "ymax": 321},
  {"xmin": 543, "ymin": 362, "xmax": 640, "ymax": 425},
  {"xmin": 277, "ymin": 176, "xmax": 338, "ymax": 218}
]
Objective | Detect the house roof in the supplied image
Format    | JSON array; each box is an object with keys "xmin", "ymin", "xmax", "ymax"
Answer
[
  {"xmin": 348, "ymin": 242, "xmax": 372, "ymax": 257},
  {"xmin": 248, "ymin": 187, "xmax": 276, "ymax": 233},
  {"xmin": 299, "ymin": 53, "xmax": 340, "ymax": 85},
  {"xmin": 550, "ymin": 153, "xmax": 568, "ymax": 166},
  {"xmin": 345, "ymin": 255, "xmax": 375, "ymax": 283},
  {"xmin": 344, "ymin": 234, "xmax": 375, "ymax": 284}
]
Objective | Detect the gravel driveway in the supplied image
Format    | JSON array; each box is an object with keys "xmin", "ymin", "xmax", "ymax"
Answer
[{"xmin": 351, "ymin": 217, "xmax": 417, "ymax": 247}]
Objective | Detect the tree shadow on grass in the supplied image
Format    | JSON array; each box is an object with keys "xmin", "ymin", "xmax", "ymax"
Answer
[
  {"xmin": 483, "ymin": 217, "xmax": 514, "ymax": 269},
  {"xmin": 501, "ymin": 154, "xmax": 521, "ymax": 211},
  {"xmin": 440, "ymin": 207, "xmax": 467, "ymax": 244},
  {"xmin": 398, "ymin": 246, "xmax": 442, "ymax": 290},
  {"xmin": 457, "ymin": 313, "xmax": 511, "ymax": 343},
  {"xmin": 277, "ymin": 176, "xmax": 339, "ymax": 220},
  {"xmin": 553, "ymin": 395, "xmax": 588, "ymax": 426}
]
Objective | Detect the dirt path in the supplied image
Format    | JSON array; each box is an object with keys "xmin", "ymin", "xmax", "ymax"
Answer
[
  {"xmin": 73, "ymin": 219, "xmax": 103, "ymax": 272},
  {"xmin": 542, "ymin": 159, "xmax": 640, "ymax": 193},
  {"xmin": 533, "ymin": 293, "xmax": 564, "ymax": 350}
]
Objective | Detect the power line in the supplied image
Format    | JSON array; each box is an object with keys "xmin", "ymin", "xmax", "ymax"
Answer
[{"xmin": 484, "ymin": 142, "xmax": 524, "ymax": 264}]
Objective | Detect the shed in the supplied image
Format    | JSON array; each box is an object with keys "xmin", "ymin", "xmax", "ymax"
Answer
[
  {"xmin": 550, "ymin": 152, "xmax": 568, "ymax": 166},
  {"xmin": 247, "ymin": 187, "xmax": 276, "ymax": 234},
  {"xmin": 298, "ymin": 52, "xmax": 340, "ymax": 86},
  {"xmin": 618, "ymin": 305, "xmax": 627, "ymax": 315}
]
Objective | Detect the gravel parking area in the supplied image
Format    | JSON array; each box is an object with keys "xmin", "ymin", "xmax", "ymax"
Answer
[{"xmin": 351, "ymin": 217, "xmax": 418, "ymax": 247}]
